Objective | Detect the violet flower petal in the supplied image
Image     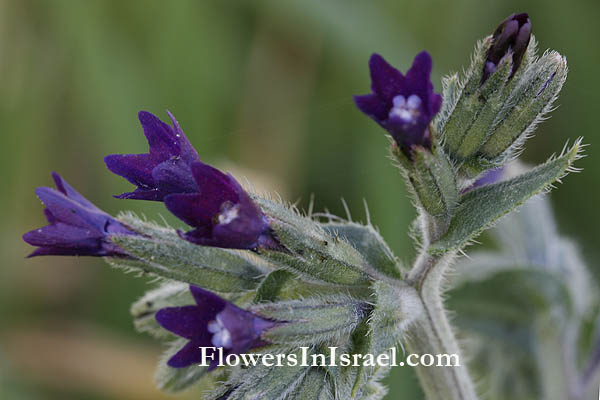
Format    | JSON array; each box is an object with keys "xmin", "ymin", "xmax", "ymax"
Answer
[
  {"xmin": 105, "ymin": 111, "xmax": 201, "ymax": 201},
  {"xmin": 354, "ymin": 52, "xmax": 442, "ymax": 153},
  {"xmin": 164, "ymin": 161, "xmax": 274, "ymax": 250},
  {"xmin": 156, "ymin": 286, "xmax": 277, "ymax": 369},
  {"xmin": 23, "ymin": 173, "xmax": 134, "ymax": 257}
]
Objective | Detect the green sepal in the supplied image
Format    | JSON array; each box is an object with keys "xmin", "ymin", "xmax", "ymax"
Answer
[
  {"xmin": 430, "ymin": 140, "xmax": 583, "ymax": 254},
  {"xmin": 254, "ymin": 295, "xmax": 369, "ymax": 346},
  {"xmin": 220, "ymin": 347, "xmax": 311, "ymax": 400},
  {"xmin": 480, "ymin": 51, "xmax": 568, "ymax": 161},
  {"xmin": 441, "ymin": 37, "xmax": 493, "ymax": 153},
  {"xmin": 255, "ymin": 196, "xmax": 375, "ymax": 286},
  {"xmin": 452, "ymin": 56, "xmax": 514, "ymax": 160},
  {"xmin": 287, "ymin": 368, "xmax": 333, "ymax": 400},
  {"xmin": 410, "ymin": 147, "xmax": 459, "ymax": 219},
  {"xmin": 321, "ymin": 222, "xmax": 402, "ymax": 279},
  {"xmin": 108, "ymin": 214, "xmax": 265, "ymax": 292}
]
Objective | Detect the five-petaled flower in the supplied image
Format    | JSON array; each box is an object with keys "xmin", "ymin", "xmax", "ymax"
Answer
[
  {"xmin": 483, "ymin": 13, "xmax": 531, "ymax": 83},
  {"xmin": 23, "ymin": 172, "xmax": 134, "ymax": 257},
  {"xmin": 155, "ymin": 285, "xmax": 277, "ymax": 369},
  {"xmin": 354, "ymin": 51, "xmax": 442, "ymax": 155},
  {"xmin": 164, "ymin": 161, "xmax": 279, "ymax": 250},
  {"xmin": 105, "ymin": 111, "xmax": 201, "ymax": 201}
]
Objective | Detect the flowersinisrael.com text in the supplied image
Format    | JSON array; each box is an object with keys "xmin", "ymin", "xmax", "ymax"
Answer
[{"xmin": 198, "ymin": 347, "xmax": 460, "ymax": 368}]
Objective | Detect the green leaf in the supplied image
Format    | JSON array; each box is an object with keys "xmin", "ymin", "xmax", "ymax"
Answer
[
  {"xmin": 255, "ymin": 296, "xmax": 369, "ymax": 346},
  {"xmin": 430, "ymin": 139, "xmax": 583, "ymax": 253},
  {"xmin": 321, "ymin": 222, "xmax": 402, "ymax": 279},
  {"xmin": 108, "ymin": 215, "xmax": 266, "ymax": 292},
  {"xmin": 449, "ymin": 268, "xmax": 572, "ymax": 331}
]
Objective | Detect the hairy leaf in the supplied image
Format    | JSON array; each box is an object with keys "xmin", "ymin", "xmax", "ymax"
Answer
[{"xmin": 430, "ymin": 140, "xmax": 583, "ymax": 253}]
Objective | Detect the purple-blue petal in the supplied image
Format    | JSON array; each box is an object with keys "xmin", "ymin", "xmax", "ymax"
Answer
[
  {"xmin": 156, "ymin": 305, "xmax": 219, "ymax": 340},
  {"xmin": 167, "ymin": 340, "xmax": 211, "ymax": 368},
  {"xmin": 404, "ymin": 51, "xmax": 433, "ymax": 100},
  {"xmin": 165, "ymin": 192, "xmax": 214, "ymax": 229},
  {"xmin": 369, "ymin": 54, "xmax": 407, "ymax": 103},
  {"xmin": 35, "ymin": 187, "xmax": 110, "ymax": 231},
  {"xmin": 152, "ymin": 160, "xmax": 198, "ymax": 195},
  {"xmin": 189, "ymin": 285, "xmax": 229, "ymax": 308},
  {"xmin": 104, "ymin": 153, "xmax": 157, "ymax": 190},
  {"xmin": 51, "ymin": 172, "xmax": 98, "ymax": 210},
  {"xmin": 164, "ymin": 161, "xmax": 275, "ymax": 250},
  {"xmin": 138, "ymin": 111, "xmax": 180, "ymax": 157},
  {"xmin": 24, "ymin": 173, "xmax": 134, "ymax": 258},
  {"xmin": 105, "ymin": 111, "xmax": 201, "ymax": 201},
  {"xmin": 353, "ymin": 94, "xmax": 388, "ymax": 122},
  {"xmin": 157, "ymin": 286, "xmax": 277, "ymax": 369},
  {"xmin": 355, "ymin": 51, "xmax": 442, "ymax": 152}
]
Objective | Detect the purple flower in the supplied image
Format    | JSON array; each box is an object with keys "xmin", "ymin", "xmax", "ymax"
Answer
[
  {"xmin": 105, "ymin": 111, "xmax": 201, "ymax": 201},
  {"xmin": 354, "ymin": 52, "xmax": 442, "ymax": 154},
  {"xmin": 483, "ymin": 13, "xmax": 531, "ymax": 82},
  {"xmin": 23, "ymin": 173, "xmax": 134, "ymax": 257},
  {"xmin": 155, "ymin": 286, "xmax": 277, "ymax": 369},
  {"xmin": 164, "ymin": 161, "xmax": 278, "ymax": 250}
]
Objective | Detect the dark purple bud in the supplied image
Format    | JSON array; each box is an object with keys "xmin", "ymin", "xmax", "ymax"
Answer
[
  {"xmin": 483, "ymin": 13, "xmax": 531, "ymax": 82},
  {"xmin": 461, "ymin": 167, "xmax": 505, "ymax": 193},
  {"xmin": 164, "ymin": 161, "xmax": 278, "ymax": 250},
  {"xmin": 105, "ymin": 111, "xmax": 201, "ymax": 201},
  {"xmin": 155, "ymin": 286, "xmax": 277, "ymax": 369},
  {"xmin": 354, "ymin": 51, "xmax": 442, "ymax": 155},
  {"xmin": 23, "ymin": 173, "xmax": 135, "ymax": 257}
]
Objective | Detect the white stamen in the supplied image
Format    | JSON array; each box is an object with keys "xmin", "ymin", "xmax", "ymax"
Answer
[
  {"xmin": 218, "ymin": 203, "xmax": 240, "ymax": 225},
  {"xmin": 208, "ymin": 314, "xmax": 233, "ymax": 348},
  {"xmin": 389, "ymin": 94, "xmax": 422, "ymax": 124}
]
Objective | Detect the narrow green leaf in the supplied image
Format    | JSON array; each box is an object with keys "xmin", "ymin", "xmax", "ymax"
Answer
[{"xmin": 430, "ymin": 140, "xmax": 583, "ymax": 253}]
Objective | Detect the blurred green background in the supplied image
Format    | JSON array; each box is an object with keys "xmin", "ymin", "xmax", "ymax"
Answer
[{"xmin": 1, "ymin": 0, "xmax": 598, "ymax": 399}]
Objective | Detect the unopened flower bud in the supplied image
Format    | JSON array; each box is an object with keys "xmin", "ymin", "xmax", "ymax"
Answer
[{"xmin": 483, "ymin": 13, "xmax": 531, "ymax": 83}]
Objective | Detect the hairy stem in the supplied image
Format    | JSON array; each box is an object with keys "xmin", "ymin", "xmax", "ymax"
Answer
[{"xmin": 405, "ymin": 250, "xmax": 478, "ymax": 400}]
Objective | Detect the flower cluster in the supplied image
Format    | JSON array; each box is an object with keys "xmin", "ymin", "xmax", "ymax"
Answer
[
  {"xmin": 23, "ymin": 111, "xmax": 285, "ymax": 369},
  {"xmin": 25, "ymin": 111, "xmax": 278, "ymax": 253}
]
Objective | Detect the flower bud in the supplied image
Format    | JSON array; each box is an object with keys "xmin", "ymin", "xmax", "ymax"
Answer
[{"xmin": 483, "ymin": 13, "xmax": 531, "ymax": 83}]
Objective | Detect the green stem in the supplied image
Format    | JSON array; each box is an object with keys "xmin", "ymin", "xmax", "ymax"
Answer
[{"xmin": 405, "ymin": 251, "xmax": 478, "ymax": 400}]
